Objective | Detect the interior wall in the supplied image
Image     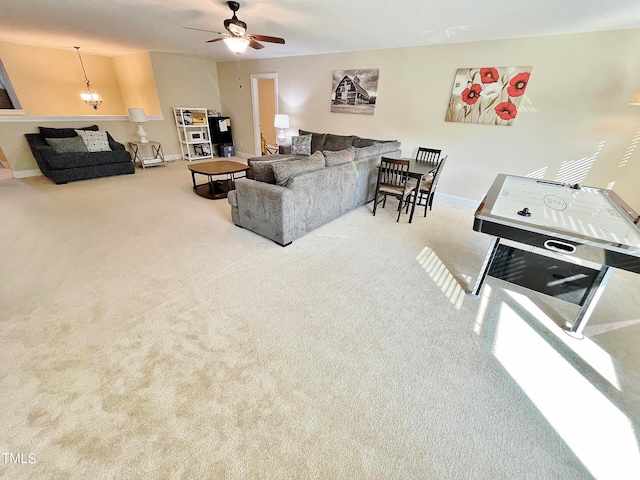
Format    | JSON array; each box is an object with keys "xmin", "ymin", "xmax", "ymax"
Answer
[
  {"xmin": 258, "ymin": 78, "xmax": 276, "ymax": 145},
  {"xmin": 147, "ymin": 52, "xmax": 222, "ymax": 158},
  {"xmin": 0, "ymin": 47, "xmax": 221, "ymax": 173},
  {"xmin": 217, "ymin": 29, "xmax": 640, "ymax": 209},
  {"xmin": 0, "ymin": 41, "xmax": 126, "ymax": 115},
  {"xmin": 113, "ymin": 52, "xmax": 162, "ymax": 116}
]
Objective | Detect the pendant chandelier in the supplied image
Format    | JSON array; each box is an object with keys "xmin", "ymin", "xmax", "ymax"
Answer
[{"xmin": 74, "ymin": 46, "xmax": 102, "ymax": 111}]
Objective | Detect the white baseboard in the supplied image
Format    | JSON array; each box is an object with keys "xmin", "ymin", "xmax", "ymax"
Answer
[
  {"xmin": 13, "ymin": 169, "xmax": 42, "ymax": 178},
  {"xmin": 164, "ymin": 154, "xmax": 182, "ymax": 162},
  {"xmin": 436, "ymin": 192, "xmax": 481, "ymax": 209}
]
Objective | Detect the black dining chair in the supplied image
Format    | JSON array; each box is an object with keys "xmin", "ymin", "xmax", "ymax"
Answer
[
  {"xmin": 416, "ymin": 147, "xmax": 442, "ymax": 168},
  {"xmin": 373, "ymin": 157, "xmax": 417, "ymax": 222},
  {"xmin": 413, "ymin": 155, "xmax": 448, "ymax": 218}
]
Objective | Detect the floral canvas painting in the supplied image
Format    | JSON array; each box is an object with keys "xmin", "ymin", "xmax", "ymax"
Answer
[{"xmin": 445, "ymin": 66, "xmax": 532, "ymax": 126}]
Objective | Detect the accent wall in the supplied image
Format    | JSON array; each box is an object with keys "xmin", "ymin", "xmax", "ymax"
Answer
[{"xmin": 216, "ymin": 28, "xmax": 640, "ymax": 208}]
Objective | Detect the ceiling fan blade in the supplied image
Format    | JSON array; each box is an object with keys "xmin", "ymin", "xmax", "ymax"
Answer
[
  {"xmin": 249, "ymin": 34, "xmax": 285, "ymax": 44},
  {"xmin": 206, "ymin": 37, "xmax": 225, "ymax": 43},
  {"xmin": 249, "ymin": 40, "xmax": 265, "ymax": 50},
  {"xmin": 183, "ymin": 26, "xmax": 225, "ymax": 35}
]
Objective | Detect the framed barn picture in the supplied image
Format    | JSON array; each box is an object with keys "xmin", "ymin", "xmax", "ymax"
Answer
[{"xmin": 331, "ymin": 69, "xmax": 379, "ymax": 115}]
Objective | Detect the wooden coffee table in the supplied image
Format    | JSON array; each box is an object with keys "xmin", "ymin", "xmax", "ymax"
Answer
[{"xmin": 188, "ymin": 160, "xmax": 249, "ymax": 199}]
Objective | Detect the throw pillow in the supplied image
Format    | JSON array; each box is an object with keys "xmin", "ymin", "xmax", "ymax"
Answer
[
  {"xmin": 323, "ymin": 146, "xmax": 355, "ymax": 167},
  {"xmin": 45, "ymin": 136, "xmax": 89, "ymax": 154},
  {"xmin": 271, "ymin": 151, "xmax": 325, "ymax": 186},
  {"xmin": 323, "ymin": 134, "xmax": 354, "ymax": 152},
  {"xmin": 75, "ymin": 130, "xmax": 112, "ymax": 152},
  {"xmin": 298, "ymin": 130, "xmax": 327, "ymax": 153},
  {"xmin": 39, "ymin": 125, "xmax": 98, "ymax": 138},
  {"xmin": 290, "ymin": 134, "xmax": 312, "ymax": 156}
]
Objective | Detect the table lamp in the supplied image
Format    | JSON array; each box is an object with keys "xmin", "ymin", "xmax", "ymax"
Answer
[
  {"xmin": 128, "ymin": 108, "xmax": 148, "ymax": 143},
  {"xmin": 274, "ymin": 114, "xmax": 289, "ymax": 145}
]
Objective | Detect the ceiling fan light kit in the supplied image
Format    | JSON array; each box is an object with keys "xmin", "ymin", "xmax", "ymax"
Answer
[{"xmin": 224, "ymin": 36, "xmax": 250, "ymax": 54}]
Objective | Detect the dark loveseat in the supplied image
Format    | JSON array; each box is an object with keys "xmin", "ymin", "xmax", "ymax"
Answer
[{"xmin": 25, "ymin": 125, "xmax": 134, "ymax": 184}]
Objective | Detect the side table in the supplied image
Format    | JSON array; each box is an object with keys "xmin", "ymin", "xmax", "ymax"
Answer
[
  {"xmin": 265, "ymin": 144, "xmax": 279, "ymax": 155},
  {"xmin": 129, "ymin": 141, "xmax": 165, "ymax": 169}
]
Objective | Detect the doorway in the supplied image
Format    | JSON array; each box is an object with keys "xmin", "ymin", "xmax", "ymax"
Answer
[{"xmin": 251, "ymin": 73, "xmax": 278, "ymax": 155}]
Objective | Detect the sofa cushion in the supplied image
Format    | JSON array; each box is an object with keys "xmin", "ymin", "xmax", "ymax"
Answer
[
  {"xmin": 45, "ymin": 136, "xmax": 89, "ymax": 154},
  {"xmin": 377, "ymin": 140, "xmax": 402, "ymax": 155},
  {"xmin": 75, "ymin": 130, "xmax": 112, "ymax": 152},
  {"xmin": 323, "ymin": 133, "xmax": 354, "ymax": 151},
  {"xmin": 323, "ymin": 146, "xmax": 355, "ymax": 167},
  {"xmin": 45, "ymin": 150, "xmax": 133, "ymax": 170},
  {"xmin": 291, "ymin": 134, "xmax": 312, "ymax": 156},
  {"xmin": 298, "ymin": 130, "xmax": 327, "ymax": 153},
  {"xmin": 353, "ymin": 136, "xmax": 376, "ymax": 148},
  {"xmin": 251, "ymin": 160, "xmax": 277, "ymax": 184},
  {"xmin": 271, "ymin": 151, "xmax": 325, "ymax": 186},
  {"xmin": 354, "ymin": 144, "xmax": 379, "ymax": 160},
  {"xmin": 38, "ymin": 125, "xmax": 98, "ymax": 138},
  {"xmin": 249, "ymin": 155, "xmax": 296, "ymax": 184}
]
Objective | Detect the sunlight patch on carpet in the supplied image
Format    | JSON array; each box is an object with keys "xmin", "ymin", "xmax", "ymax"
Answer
[
  {"xmin": 416, "ymin": 247, "xmax": 466, "ymax": 310},
  {"xmin": 504, "ymin": 290, "xmax": 620, "ymax": 391},
  {"xmin": 493, "ymin": 301, "xmax": 639, "ymax": 480}
]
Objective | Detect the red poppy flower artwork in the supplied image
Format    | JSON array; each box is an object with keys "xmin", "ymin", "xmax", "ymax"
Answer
[
  {"xmin": 445, "ymin": 66, "xmax": 532, "ymax": 126},
  {"xmin": 507, "ymin": 72, "xmax": 530, "ymax": 97},
  {"xmin": 495, "ymin": 102, "xmax": 517, "ymax": 120},
  {"xmin": 480, "ymin": 68, "xmax": 499, "ymax": 84},
  {"xmin": 462, "ymin": 84, "xmax": 482, "ymax": 105}
]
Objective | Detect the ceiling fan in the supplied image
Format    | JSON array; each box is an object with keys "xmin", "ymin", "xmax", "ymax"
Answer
[{"xmin": 184, "ymin": 1, "xmax": 285, "ymax": 54}]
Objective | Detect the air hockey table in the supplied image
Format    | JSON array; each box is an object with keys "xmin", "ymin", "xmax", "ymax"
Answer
[{"xmin": 470, "ymin": 174, "xmax": 640, "ymax": 338}]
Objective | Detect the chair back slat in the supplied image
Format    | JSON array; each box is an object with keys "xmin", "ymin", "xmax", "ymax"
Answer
[{"xmin": 416, "ymin": 147, "xmax": 442, "ymax": 168}]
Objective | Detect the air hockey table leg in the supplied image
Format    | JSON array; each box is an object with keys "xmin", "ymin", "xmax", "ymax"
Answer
[
  {"xmin": 468, "ymin": 236, "xmax": 500, "ymax": 298},
  {"xmin": 563, "ymin": 265, "xmax": 612, "ymax": 339}
]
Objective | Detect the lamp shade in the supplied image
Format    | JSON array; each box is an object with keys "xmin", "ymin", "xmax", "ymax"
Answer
[
  {"xmin": 223, "ymin": 37, "xmax": 250, "ymax": 54},
  {"xmin": 630, "ymin": 90, "xmax": 640, "ymax": 105},
  {"xmin": 128, "ymin": 108, "xmax": 147, "ymax": 123},
  {"xmin": 274, "ymin": 114, "xmax": 289, "ymax": 128}
]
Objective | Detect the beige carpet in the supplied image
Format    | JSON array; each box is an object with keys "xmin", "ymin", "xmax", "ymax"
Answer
[{"xmin": 1, "ymin": 161, "xmax": 639, "ymax": 479}]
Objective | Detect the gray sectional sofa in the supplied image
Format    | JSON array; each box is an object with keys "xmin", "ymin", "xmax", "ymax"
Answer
[{"xmin": 228, "ymin": 130, "xmax": 401, "ymax": 246}]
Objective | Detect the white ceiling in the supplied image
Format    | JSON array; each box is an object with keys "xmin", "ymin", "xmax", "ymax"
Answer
[{"xmin": 1, "ymin": 0, "xmax": 640, "ymax": 61}]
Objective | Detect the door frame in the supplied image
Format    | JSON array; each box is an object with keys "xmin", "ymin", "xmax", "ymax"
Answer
[{"xmin": 250, "ymin": 73, "xmax": 279, "ymax": 156}]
